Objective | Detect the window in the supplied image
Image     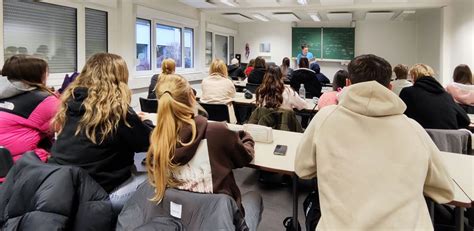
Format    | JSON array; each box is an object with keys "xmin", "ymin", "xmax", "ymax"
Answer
[
  {"xmin": 205, "ymin": 32, "xmax": 213, "ymax": 66},
  {"xmin": 229, "ymin": 36, "xmax": 235, "ymax": 63},
  {"xmin": 215, "ymin": 34, "xmax": 228, "ymax": 64},
  {"xmin": 156, "ymin": 24, "xmax": 181, "ymax": 68},
  {"xmin": 85, "ymin": 8, "xmax": 108, "ymax": 60},
  {"xmin": 184, "ymin": 28, "xmax": 194, "ymax": 68},
  {"xmin": 3, "ymin": 0, "xmax": 77, "ymax": 73},
  {"xmin": 136, "ymin": 18, "xmax": 151, "ymax": 71}
]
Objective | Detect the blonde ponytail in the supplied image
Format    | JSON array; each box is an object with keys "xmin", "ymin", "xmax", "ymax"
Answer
[{"xmin": 146, "ymin": 74, "xmax": 197, "ymax": 203}]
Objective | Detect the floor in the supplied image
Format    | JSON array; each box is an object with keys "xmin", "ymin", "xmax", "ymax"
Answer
[{"xmin": 234, "ymin": 167, "xmax": 314, "ymax": 231}]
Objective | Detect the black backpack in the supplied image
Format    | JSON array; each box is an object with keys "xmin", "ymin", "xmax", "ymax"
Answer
[{"xmin": 303, "ymin": 190, "xmax": 321, "ymax": 231}]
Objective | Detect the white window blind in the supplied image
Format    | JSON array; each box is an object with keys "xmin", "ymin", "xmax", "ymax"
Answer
[
  {"xmin": 85, "ymin": 8, "xmax": 108, "ymax": 60},
  {"xmin": 3, "ymin": 0, "xmax": 77, "ymax": 73}
]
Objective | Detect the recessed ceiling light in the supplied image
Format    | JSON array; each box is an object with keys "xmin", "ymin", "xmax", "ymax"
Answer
[{"xmin": 253, "ymin": 14, "xmax": 270, "ymax": 22}]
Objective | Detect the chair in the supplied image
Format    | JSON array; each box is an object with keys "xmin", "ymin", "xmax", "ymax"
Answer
[
  {"xmin": 425, "ymin": 129, "xmax": 472, "ymax": 155},
  {"xmin": 245, "ymin": 83, "xmax": 260, "ymax": 94},
  {"xmin": 117, "ymin": 185, "xmax": 247, "ymax": 230},
  {"xmin": 199, "ymin": 102, "xmax": 230, "ymax": 122},
  {"xmin": 0, "ymin": 147, "xmax": 13, "ymax": 179},
  {"xmin": 139, "ymin": 97, "xmax": 158, "ymax": 113}
]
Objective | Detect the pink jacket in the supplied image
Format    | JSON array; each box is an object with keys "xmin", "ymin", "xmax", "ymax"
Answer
[
  {"xmin": 317, "ymin": 91, "xmax": 340, "ymax": 110},
  {"xmin": 446, "ymin": 82, "xmax": 474, "ymax": 106}
]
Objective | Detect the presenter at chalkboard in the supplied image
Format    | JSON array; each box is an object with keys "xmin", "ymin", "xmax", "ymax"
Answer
[{"xmin": 297, "ymin": 44, "xmax": 314, "ymax": 65}]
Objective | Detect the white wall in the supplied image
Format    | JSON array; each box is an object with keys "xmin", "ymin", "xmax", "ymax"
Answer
[
  {"xmin": 235, "ymin": 20, "xmax": 419, "ymax": 81},
  {"xmin": 441, "ymin": 0, "xmax": 474, "ymax": 85},
  {"xmin": 415, "ymin": 8, "xmax": 443, "ymax": 81}
]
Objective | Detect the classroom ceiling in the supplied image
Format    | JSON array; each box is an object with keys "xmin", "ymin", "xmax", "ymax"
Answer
[{"xmin": 178, "ymin": 0, "xmax": 449, "ymax": 23}]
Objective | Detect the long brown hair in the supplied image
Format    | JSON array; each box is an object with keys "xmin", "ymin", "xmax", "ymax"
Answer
[
  {"xmin": 146, "ymin": 74, "xmax": 197, "ymax": 203},
  {"xmin": 53, "ymin": 53, "xmax": 131, "ymax": 144},
  {"xmin": 280, "ymin": 57, "xmax": 290, "ymax": 77},
  {"xmin": 2, "ymin": 55, "xmax": 53, "ymax": 95},
  {"xmin": 453, "ymin": 64, "xmax": 473, "ymax": 85},
  {"xmin": 256, "ymin": 66, "xmax": 284, "ymax": 108}
]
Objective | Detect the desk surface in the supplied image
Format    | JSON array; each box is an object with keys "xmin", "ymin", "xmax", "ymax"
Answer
[
  {"xmin": 134, "ymin": 122, "xmax": 301, "ymax": 175},
  {"xmin": 440, "ymin": 152, "xmax": 474, "ymax": 205}
]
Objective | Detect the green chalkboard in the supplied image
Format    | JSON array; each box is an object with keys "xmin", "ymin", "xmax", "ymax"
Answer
[
  {"xmin": 322, "ymin": 28, "xmax": 355, "ymax": 60},
  {"xmin": 292, "ymin": 28, "xmax": 322, "ymax": 58}
]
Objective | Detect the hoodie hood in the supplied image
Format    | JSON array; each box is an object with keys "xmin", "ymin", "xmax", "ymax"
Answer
[
  {"xmin": 66, "ymin": 87, "xmax": 88, "ymax": 116},
  {"xmin": 172, "ymin": 116, "xmax": 208, "ymax": 165},
  {"xmin": 414, "ymin": 76, "xmax": 445, "ymax": 94},
  {"xmin": 338, "ymin": 81, "xmax": 407, "ymax": 117},
  {"xmin": 0, "ymin": 77, "xmax": 36, "ymax": 99}
]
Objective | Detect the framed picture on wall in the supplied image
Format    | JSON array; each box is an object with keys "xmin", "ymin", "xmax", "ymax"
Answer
[{"xmin": 259, "ymin": 43, "xmax": 271, "ymax": 53}]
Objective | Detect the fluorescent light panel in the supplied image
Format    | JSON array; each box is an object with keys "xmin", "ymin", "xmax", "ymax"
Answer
[
  {"xmin": 220, "ymin": 0, "xmax": 238, "ymax": 7},
  {"xmin": 326, "ymin": 12, "xmax": 353, "ymax": 21},
  {"xmin": 253, "ymin": 14, "xmax": 270, "ymax": 22},
  {"xmin": 297, "ymin": 0, "xmax": 307, "ymax": 5},
  {"xmin": 178, "ymin": 0, "xmax": 217, "ymax": 8},
  {"xmin": 308, "ymin": 12, "xmax": 321, "ymax": 21},
  {"xmin": 272, "ymin": 12, "xmax": 301, "ymax": 22},
  {"xmin": 221, "ymin": 13, "xmax": 254, "ymax": 23},
  {"xmin": 365, "ymin": 11, "xmax": 395, "ymax": 21}
]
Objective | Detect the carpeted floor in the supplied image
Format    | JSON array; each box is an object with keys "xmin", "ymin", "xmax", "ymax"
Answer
[{"xmin": 234, "ymin": 167, "xmax": 315, "ymax": 231}]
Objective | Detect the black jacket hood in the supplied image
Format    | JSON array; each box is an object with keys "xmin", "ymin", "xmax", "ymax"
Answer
[{"xmin": 414, "ymin": 76, "xmax": 445, "ymax": 94}]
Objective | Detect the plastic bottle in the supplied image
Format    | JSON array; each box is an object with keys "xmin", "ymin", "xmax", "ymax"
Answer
[{"xmin": 299, "ymin": 84, "xmax": 306, "ymax": 99}]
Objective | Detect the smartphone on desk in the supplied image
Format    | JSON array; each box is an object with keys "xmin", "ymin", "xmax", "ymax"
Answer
[{"xmin": 273, "ymin": 145, "xmax": 288, "ymax": 156}]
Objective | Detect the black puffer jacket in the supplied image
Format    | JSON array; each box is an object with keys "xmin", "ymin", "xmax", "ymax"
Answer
[
  {"xmin": 290, "ymin": 68, "xmax": 322, "ymax": 98},
  {"xmin": 400, "ymin": 76, "xmax": 470, "ymax": 129},
  {"xmin": 228, "ymin": 64, "xmax": 246, "ymax": 80},
  {"xmin": 0, "ymin": 152, "xmax": 113, "ymax": 231}
]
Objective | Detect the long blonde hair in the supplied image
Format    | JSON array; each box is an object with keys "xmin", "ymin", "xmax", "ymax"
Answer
[
  {"xmin": 146, "ymin": 74, "xmax": 197, "ymax": 202},
  {"xmin": 53, "ymin": 53, "xmax": 131, "ymax": 144}
]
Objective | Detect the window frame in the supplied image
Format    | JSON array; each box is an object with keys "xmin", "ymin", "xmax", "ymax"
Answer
[
  {"xmin": 136, "ymin": 17, "xmax": 152, "ymax": 72},
  {"xmin": 85, "ymin": 7, "xmax": 109, "ymax": 60},
  {"xmin": 135, "ymin": 16, "xmax": 197, "ymax": 76},
  {"xmin": 0, "ymin": 0, "xmax": 111, "ymax": 85}
]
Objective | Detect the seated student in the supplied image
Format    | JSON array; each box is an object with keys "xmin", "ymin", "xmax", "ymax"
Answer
[
  {"xmin": 0, "ymin": 55, "xmax": 59, "ymax": 164},
  {"xmin": 446, "ymin": 64, "xmax": 474, "ymax": 106},
  {"xmin": 280, "ymin": 57, "xmax": 293, "ymax": 83},
  {"xmin": 244, "ymin": 59, "xmax": 255, "ymax": 77},
  {"xmin": 310, "ymin": 62, "xmax": 330, "ymax": 84},
  {"xmin": 400, "ymin": 64, "xmax": 469, "ymax": 129},
  {"xmin": 391, "ymin": 64, "xmax": 412, "ymax": 95},
  {"xmin": 228, "ymin": 58, "xmax": 246, "ymax": 80},
  {"xmin": 49, "ymin": 53, "xmax": 152, "ymax": 213},
  {"xmin": 256, "ymin": 66, "xmax": 307, "ymax": 111},
  {"xmin": 295, "ymin": 54, "xmax": 454, "ymax": 230},
  {"xmin": 147, "ymin": 58, "xmax": 175, "ymax": 99},
  {"xmin": 316, "ymin": 70, "xmax": 349, "ymax": 110},
  {"xmin": 146, "ymin": 74, "xmax": 263, "ymax": 230},
  {"xmin": 201, "ymin": 59, "xmax": 237, "ymax": 123},
  {"xmin": 248, "ymin": 57, "xmax": 266, "ymax": 84},
  {"xmin": 290, "ymin": 57, "xmax": 322, "ymax": 98}
]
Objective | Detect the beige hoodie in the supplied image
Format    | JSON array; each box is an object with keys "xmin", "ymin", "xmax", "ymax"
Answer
[{"xmin": 295, "ymin": 81, "xmax": 454, "ymax": 231}]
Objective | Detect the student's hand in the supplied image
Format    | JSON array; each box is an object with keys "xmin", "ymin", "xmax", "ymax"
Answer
[{"xmin": 137, "ymin": 112, "xmax": 150, "ymax": 121}]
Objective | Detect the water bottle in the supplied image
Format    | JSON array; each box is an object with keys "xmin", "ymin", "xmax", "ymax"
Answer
[{"xmin": 299, "ymin": 84, "xmax": 306, "ymax": 99}]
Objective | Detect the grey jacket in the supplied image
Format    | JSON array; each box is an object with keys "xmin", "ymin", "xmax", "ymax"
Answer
[{"xmin": 117, "ymin": 183, "xmax": 248, "ymax": 231}]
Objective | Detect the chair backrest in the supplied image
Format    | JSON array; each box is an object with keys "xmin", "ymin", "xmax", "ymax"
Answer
[
  {"xmin": 117, "ymin": 184, "xmax": 247, "ymax": 231},
  {"xmin": 425, "ymin": 129, "xmax": 472, "ymax": 154},
  {"xmin": 0, "ymin": 147, "xmax": 13, "ymax": 178},
  {"xmin": 139, "ymin": 97, "xmax": 158, "ymax": 113},
  {"xmin": 199, "ymin": 102, "xmax": 230, "ymax": 122},
  {"xmin": 248, "ymin": 107, "xmax": 303, "ymax": 133},
  {"xmin": 245, "ymin": 83, "xmax": 260, "ymax": 94}
]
